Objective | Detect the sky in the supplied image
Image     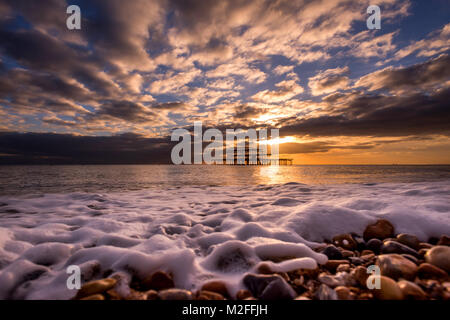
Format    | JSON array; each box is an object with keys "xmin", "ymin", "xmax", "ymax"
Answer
[{"xmin": 0, "ymin": 0, "xmax": 449, "ymax": 164}]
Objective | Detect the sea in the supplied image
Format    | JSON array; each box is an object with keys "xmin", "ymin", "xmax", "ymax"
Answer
[
  {"xmin": 0, "ymin": 165, "xmax": 449, "ymax": 299},
  {"xmin": 0, "ymin": 164, "xmax": 449, "ymax": 195}
]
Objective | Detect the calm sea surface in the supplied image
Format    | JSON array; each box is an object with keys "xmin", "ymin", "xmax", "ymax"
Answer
[{"xmin": 0, "ymin": 165, "xmax": 449, "ymax": 195}]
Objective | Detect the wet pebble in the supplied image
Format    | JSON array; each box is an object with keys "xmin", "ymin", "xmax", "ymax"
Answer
[
  {"xmin": 363, "ymin": 219, "xmax": 395, "ymax": 241},
  {"xmin": 425, "ymin": 246, "xmax": 450, "ymax": 273}
]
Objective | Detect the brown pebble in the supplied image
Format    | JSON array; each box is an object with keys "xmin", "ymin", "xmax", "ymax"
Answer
[
  {"xmin": 396, "ymin": 234, "xmax": 421, "ymax": 251},
  {"xmin": 80, "ymin": 294, "xmax": 105, "ymax": 300},
  {"xmin": 197, "ymin": 290, "xmax": 225, "ymax": 300},
  {"xmin": 105, "ymin": 289, "xmax": 122, "ymax": 300},
  {"xmin": 335, "ymin": 286, "xmax": 354, "ymax": 300},
  {"xmin": 418, "ymin": 248, "xmax": 429, "ymax": 257},
  {"xmin": 236, "ymin": 289, "xmax": 252, "ymax": 300},
  {"xmin": 353, "ymin": 266, "xmax": 369, "ymax": 287},
  {"xmin": 437, "ymin": 235, "xmax": 450, "ymax": 246},
  {"xmin": 372, "ymin": 276, "xmax": 404, "ymax": 300},
  {"xmin": 126, "ymin": 288, "xmax": 148, "ymax": 300},
  {"xmin": 332, "ymin": 234, "xmax": 357, "ymax": 250},
  {"xmin": 257, "ymin": 263, "xmax": 273, "ymax": 274},
  {"xmin": 358, "ymin": 292, "xmax": 373, "ymax": 300},
  {"xmin": 376, "ymin": 254, "xmax": 417, "ymax": 281},
  {"xmin": 158, "ymin": 288, "xmax": 193, "ymax": 300},
  {"xmin": 324, "ymin": 260, "xmax": 349, "ymax": 272},
  {"xmin": 142, "ymin": 271, "xmax": 174, "ymax": 291},
  {"xmin": 145, "ymin": 290, "xmax": 159, "ymax": 300},
  {"xmin": 294, "ymin": 296, "xmax": 311, "ymax": 300},
  {"xmin": 419, "ymin": 243, "xmax": 433, "ymax": 249},
  {"xmin": 336, "ymin": 264, "xmax": 351, "ymax": 273},
  {"xmin": 74, "ymin": 278, "xmax": 117, "ymax": 299},
  {"xmin": 201, "ymin": 281, "xmax": 229, "ymax": 298},
  {"xmin": 361, "ymin": 250, "xmax": 374, "ymax": 256},
  {"xmin": 341, "ymin": 250, "xmax": 355, "ymax": 258},
  {"xmin": 363, "ymin": 219, "xmax": 395, "ymax": 241},
  {"xmin": 398, "ymin": 280, "xmax": 427, "ymax": 300},
  {"xmin": 417, "ymin": 263, "xmax": 448, "ymax": 280}
]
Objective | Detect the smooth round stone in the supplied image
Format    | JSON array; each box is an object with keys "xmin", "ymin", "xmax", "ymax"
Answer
[
  {"xmin": 366, "ymin": 238, "xmax": 383, "ymax": 254},
  {"xmin": 201, "ymin": 281, "xmax": 229, "ymax": 298},
  {"xmin": 335, "ymin": 286, "xmax": 354, "ymax": 300},
  {"xmin": 419, "ymin": 243, "xmax": 433, "ymax": 249},
  {"xmin": 341, "ymin": 250, "xmax": 355, "ymax": 258},
  {"xmin": 126, "ymin": 288, "xmax": 148, "ymax": 300},
  {"xmin": 321, "ymin": 245, "xmax": 343, "ymax": 260},
  {"xmin": 294, "ymin": 296, "xmax": 311, "ymax": 300},
  {"xmin": 336, "ymin": 264, "xmax": 351, "ymax": 273},
  {"xmin": 332, "ymin": 234, "xmax": 357, "ymax": 250},
  {"xmin": 259, "ymin": 277, "xmax": 296, "ymax": 300},
  {"xmin": 398, "ymin": 280, "xmax": 427, "ymax": 300},
  {"xmin": 352, "ymin": 234, "xmax": 366, "ymax": 251},
  {"xmin": 371, "ymin": 276, "xmax": 404, "ymax": 300},
  {"xmin": 324, "ymin": 260, "xmax": 349, "ymax": 272},
  {"xmin": 158, "ymin": 289, "xmax": 193, "ymax": 300},
  {"xmin": 361, "ymin": 249, "xmax": 374, "ymax": 256},
  {"xmin": 348, "ymin": 257, "xmax": 365, "ymax": 266},
  {"xmin": 142, "ymin": 271, "xmax": 174, "ymax": 291},
  {"xmin": 401, "ymin": 254, "xmax": 419, "ymax": 265},
  {"xmin": 353, "ymin": 266, "xmax": 368, "ymax": 287},
  {"xmin": 236, "ymin": 289, "xmax": 252, "ymax": 300},
  {"xmin": 381, "ymin": 240, "xmax": 420, "ymax": 258},
  {"xmin": 75, "ymin": 278, "xmax": 117, "ymax": 299},
  {"xmin": 145, "ymin": 290, "xmax": 159, "ymax": 300},
  {"xmin": 243, "ymin": 274, "xmax": 296, "ymax": 300},
  {"xmin": 396, "ymin": 234, "xmax": 420, "ymax": 250},
  {"xmin": 417, "ymin": 263, "xmax": 448, "ymax": 280},
  {"xmin": 425, "ymin": 246, "xmax": 450, "ymax": 273},
  {"xmin": 437, "ymin": 235, "xmax": 450, "ymax": 246},
  {"xmin": 418, "ymin": 248, "xmax": 429, "ymax": 257},
  {"xmin": 197, "ymin": 290, "xmax": 225, "ymax": 300},
  {"xmin": 363, "ymin": 219, "xmax": 395, "ymax": 241},
  {"xmin": 376, "ymin": 254, "xmax": 417, "ymax": 281},
  {"xmin": 80, "ymin": 294, "xmax": 105, "ymax": 300}
]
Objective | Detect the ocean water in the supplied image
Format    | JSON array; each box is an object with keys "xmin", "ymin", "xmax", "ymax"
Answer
[
  {"xmin": 0, "ymin": 164, "xmax": 449, "ymax": 195},
  {"xmin": 0, "ymin": 165, "xmax": 449, "ymax": 299}
]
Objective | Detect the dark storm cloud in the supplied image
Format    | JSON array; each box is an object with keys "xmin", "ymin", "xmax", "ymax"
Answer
[
  {"xmin": 95, "ymin": 101, "xmax": 157, "ymax": 123},
  {"xmin": 0, "ymin": 132, "xmax": 173, "ymax": 164},
  {"xmin": 279, "ymin": 87, "xmax": 450, "ymax": 137},
  {"xmin": 356, "ymin": 54, "xmax": 450, "ymax": 92},
  {"xmin": 0, "ymin": 26, "xmax": 118, "ymax": 98},
  {"xmin": 233, "ymin": 105, "xmax": 265, "ymax": 119},
  {"xmin": 280, "ymin": 141, "xmax": 374, "ymax": 154}
]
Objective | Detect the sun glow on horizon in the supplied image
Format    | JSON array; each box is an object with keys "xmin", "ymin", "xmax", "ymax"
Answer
[{"xmin": 258, "ymin": 136, "xmax": 297, "ymax": 145}]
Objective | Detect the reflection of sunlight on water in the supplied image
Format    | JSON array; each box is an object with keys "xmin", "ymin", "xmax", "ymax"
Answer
[{"xmin": 257, "ymin": 165, "xmax": 287, "ymax": 184}]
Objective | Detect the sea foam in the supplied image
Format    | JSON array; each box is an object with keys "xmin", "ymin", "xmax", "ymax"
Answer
[{"xmin": 0, "ymin": 181, "xmax": 449, "ymax": 299}]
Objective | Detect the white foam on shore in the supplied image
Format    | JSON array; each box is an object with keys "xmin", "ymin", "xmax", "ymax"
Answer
[{"xmin": 0, "ymin": 181, "xmax": 449, "ymax": 299}]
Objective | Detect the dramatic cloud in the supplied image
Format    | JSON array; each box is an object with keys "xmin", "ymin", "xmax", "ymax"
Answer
[
  {"xmin": 280, "ymin": 87, "xmax": 450, "ymax": 137},
  {"xmin": 252, "ymin": 80, "xmax": 304, "ymax": 103},
  {"xmin": 0, "ymin": 132, "xmax": 174, "ymax": 164},
  {"xmin": 355, "ymin": 54, "xmax": 450, "ymax": 93},
  {"xmin": 0, "ymin": 0, "xmax": 449, "ymax": 163},
  {"xmin": 308, "ymin": 67, "xmax": 350, "ymax": 96}
]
